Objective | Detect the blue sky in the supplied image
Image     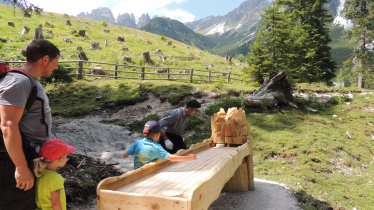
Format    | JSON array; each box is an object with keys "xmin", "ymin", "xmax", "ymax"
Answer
[{"xmin": 26, "ymin": 0, "xmax": 246, "ymax": 22}]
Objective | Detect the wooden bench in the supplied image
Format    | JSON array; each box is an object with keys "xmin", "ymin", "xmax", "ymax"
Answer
[{"xmin": 96, "ymin": 139, "xmax": 254, "ymax": 210}]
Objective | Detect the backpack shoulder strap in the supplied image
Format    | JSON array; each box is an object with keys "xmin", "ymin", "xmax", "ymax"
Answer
[{"xmin": 6, "ymin": 70, "xmax": 38, "ymax": 111}]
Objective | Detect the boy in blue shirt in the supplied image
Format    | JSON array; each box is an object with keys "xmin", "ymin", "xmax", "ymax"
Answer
[{"xmin": 122, "ymin": 121, "xmax": 196, "ymax": 169}]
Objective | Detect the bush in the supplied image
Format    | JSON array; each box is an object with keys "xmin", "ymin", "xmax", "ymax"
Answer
[{"xmin": 41, "ymin": 64, "xmax": 74, "ymax": 84}]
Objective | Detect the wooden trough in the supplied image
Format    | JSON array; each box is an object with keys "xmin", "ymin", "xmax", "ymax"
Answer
[{"xmin": 96, "ymin": 138, "xmax": 253, "ymax": 210}]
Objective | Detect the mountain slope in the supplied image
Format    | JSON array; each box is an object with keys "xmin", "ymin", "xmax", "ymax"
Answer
[
  {"xmin": 186, "ymin": 0, "xmax": 269, "ymax": 55},
  {"xmin": 0, "ymin": 4, "xmax": 241, "ymax": 73},
  {"xmin": 141, "ymin": 17, "xmax": 216, "ymax": 49}
]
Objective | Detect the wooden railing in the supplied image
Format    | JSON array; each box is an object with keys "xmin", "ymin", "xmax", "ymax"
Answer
[{"xmin": 1, "ymin": 60, "xmax": 246, "ymax": 83}]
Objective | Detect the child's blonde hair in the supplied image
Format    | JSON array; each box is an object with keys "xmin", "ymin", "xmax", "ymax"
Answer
[{"xmin": 33, "ymin": 157, "xmax": 49, "ymax": 177}]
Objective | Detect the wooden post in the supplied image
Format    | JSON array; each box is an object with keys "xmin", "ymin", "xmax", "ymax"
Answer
[
  {"xmin": 189, "ymin": 68, "xmax": 193, "ymax": 83},
  {"xmin": 357, "ymin": 70, "xmax": 363, "ymax": 88},
  {"xmin": 227, "ymin": 71, "xmax": 231, "ymax": 83},
  {"xmin": 141, "ymin": 67, "xmax": 145, "ymax": 80},
  {"xmin": 78, "ymin": 60, "xmax": 83, "ymax": 79},
  {"xmin": 208, "ymin": 69, "xmax": 211, "ymax": 83},
  {"xmin": 167, "ymin": 68, "xmax": 170, "ymax": 80},
  {"xmin": 114, "ymin": 63, "xmax": 118, "ymax": 79},
  {"xmin": 223, "ymin": 160, "xmax": 250, "ymax": 192}
]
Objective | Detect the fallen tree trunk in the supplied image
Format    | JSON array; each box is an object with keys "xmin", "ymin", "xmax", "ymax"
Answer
[{"xmin": 246, "ymin": 71, "xmax": 297, "ymax": 108}]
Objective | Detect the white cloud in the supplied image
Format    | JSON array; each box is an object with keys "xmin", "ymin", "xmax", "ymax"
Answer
[
  {"xmin": 156, "ymin": 8, "xmax": 195, "ymax": 23},
  {"xmin": 111, "ymin": 0, "xmax": 188, "ymax": 18}
]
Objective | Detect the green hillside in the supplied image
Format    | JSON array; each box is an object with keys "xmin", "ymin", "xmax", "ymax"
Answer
[
  {"xmin": 0, "ymin": 4, "xmax": 242, "ymax": 73},
  {"xmin": 141, "ymin": 17, "xmax": 216, "ymax": 50}
]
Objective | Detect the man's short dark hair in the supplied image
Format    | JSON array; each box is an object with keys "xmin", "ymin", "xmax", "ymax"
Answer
[
  {"xmin": 25, "ymin": 39, "xmax": 60, "ymax": 62},
  {"xmin": 186, "ymin": 99, "xmax": 201, "ymax": 108}
]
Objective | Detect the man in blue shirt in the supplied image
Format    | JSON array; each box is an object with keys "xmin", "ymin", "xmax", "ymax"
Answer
[
  {"xmin": 122, "ymin": 121, "xmax": 196, "ymax": 169},
  {"xmin": 159, "ymin": 99, "xmax": 201, "ymax": 154}
]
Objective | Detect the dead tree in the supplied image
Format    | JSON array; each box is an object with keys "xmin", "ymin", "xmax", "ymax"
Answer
[
  {"xmin": 245, "ymin": 71, "xmax": 296, "ymax": 108},
  {"xmin": 117, "ymin": 36, "xmax": 125, "ymax": 42},
  {"xmin": 143, "ymin": 51, "xmax": 151, "ymax": 63},
  {"xmin": 78, "ymin": 30, "xmax": 86, "ymax": 37},
  {"xmin": 33, "ymin": 27, "xmax": 44, "ymax": 40},
  {"xmin": 78, "ymin": 51, "xmax": 88, "ymax": 61}
]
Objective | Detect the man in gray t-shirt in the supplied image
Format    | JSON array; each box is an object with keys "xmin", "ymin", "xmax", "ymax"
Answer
[
  {"xmin": 159, "ymin": 99, "xmax": 201, "ymax": 154},
  {"xmin": 0, "ymin": 39, "xmax": 60, "ymax": 209}
]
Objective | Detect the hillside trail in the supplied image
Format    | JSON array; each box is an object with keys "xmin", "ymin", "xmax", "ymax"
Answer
[{"xmin": 52, "ymin": 93, "xmax": 305, "ymax": 210}]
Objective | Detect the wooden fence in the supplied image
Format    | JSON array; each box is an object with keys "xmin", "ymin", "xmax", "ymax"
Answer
[{"xmin": 1, "ymin": 60, "xmax": 246, "ymax": 83}]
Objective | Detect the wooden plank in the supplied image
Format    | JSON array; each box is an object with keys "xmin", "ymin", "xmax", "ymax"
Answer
[
  {"xmin": 134, "ymin": 154, "xmax": 215, "ymax": 194},
  {"xmin": 97, "ymin": 140, "xmax": 212, "ymax": 191},
  {"xmin": 97, "ymin": 140, "xmax": 253, "ymax": 210},
  {"xmin": 151, "ymin": 149, "xmax": 236, "ymax": 195},
  {"xmin": 99, "ymin": 190, "xmax": 188, "ymax": 210},
  {"xmin": 120, "ymin": 146, "xmax": 230, "ymax": 194}
]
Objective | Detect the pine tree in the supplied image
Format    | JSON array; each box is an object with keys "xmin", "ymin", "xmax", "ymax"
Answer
[
  {"xmin": 247, "ymin": 0, "xmax": 336, "ymax": 84},
  {"xmin": 247, "ymin": 4, "xmax": 296, "ymax": 83},
  {"xmin": 343, "ymin": 0, "xmax": 374, "ymax": 88},
  {"xmin": 291, "ymin": 0, "xmax": 336, "ymax": 83}
]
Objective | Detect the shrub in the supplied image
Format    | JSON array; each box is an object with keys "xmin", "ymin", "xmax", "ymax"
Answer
[{"xmin": 41, "ymin": 64, "xmax": 74, "ymax": 84}]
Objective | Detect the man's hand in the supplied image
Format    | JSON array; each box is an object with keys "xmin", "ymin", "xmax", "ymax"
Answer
[
  {"xmin": 164, "ymin": 139, "xmax": 174, "ymax": 150},
  {"xmin": 15, "ymin": 166, "xmax": 34, "ymax": 191}
]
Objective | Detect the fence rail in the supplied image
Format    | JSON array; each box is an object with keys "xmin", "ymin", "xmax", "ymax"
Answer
[{"xmin": 1, "ymin": 60, "xmax": 247, "ymax": 83}]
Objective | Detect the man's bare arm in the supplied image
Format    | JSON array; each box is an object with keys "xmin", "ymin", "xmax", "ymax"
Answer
[{"xmin": 0, "ymin": 105, "xmax": 34, "ymax": 191}]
